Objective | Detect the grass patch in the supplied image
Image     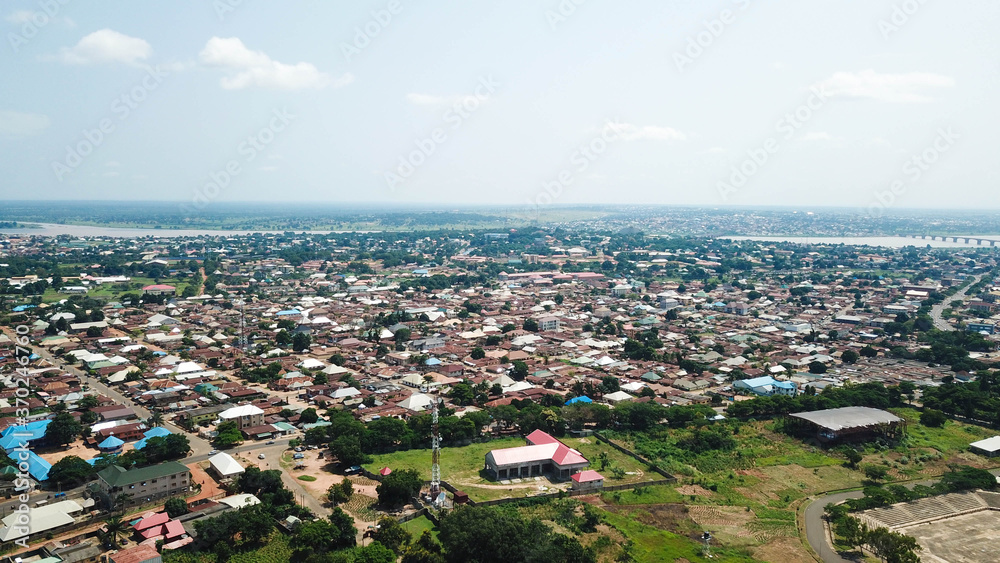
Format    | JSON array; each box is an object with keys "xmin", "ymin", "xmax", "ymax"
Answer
[
  {"xmin": 297, "ymin": 475, "xmax": 317, "ymax": 482},
  {"xmin": 601, "ymin": 509, "xmax": 757, "ymax": 562},
  {"xmin": 402, "ymin": 514, "xmax": 439, "ymax": 541}
]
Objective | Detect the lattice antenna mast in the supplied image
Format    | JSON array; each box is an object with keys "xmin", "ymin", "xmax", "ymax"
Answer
[
  {"xmin": 236, "ymin": 299, "xmax": 247, "ymax": 355},
  {"xmin": 430, "ymin": 396, "xmax": 441, "ymax": 498}
]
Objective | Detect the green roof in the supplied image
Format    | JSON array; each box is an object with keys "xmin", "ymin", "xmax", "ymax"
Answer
[{"xmin": 98, "ymin": 461, "xmax": 189, "ymax": 487}]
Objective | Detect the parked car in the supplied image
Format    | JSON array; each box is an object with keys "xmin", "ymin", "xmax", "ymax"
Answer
[
  {"xmin": 345, "ymin": 465, "xmax": 361, "ymax": 474},
  {"xmin": 265, "ymin": 440, "xmax": 275, "ymax": 445},
  {"xmin": 258, "ymin": 453, "xmax": 266, "ymax": 460},
  {"xmin": 294, "ymin": 446, "xmax": 304, "ymax": 452},
  {"xmin": 209, "ymin": 450, "xmax": 219, "ymax": 455}
]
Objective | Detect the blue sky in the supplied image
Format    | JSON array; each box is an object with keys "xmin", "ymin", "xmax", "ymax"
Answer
[{"xmin": 1, "ymin": 0, "xmax": 997, "ymax": 213}]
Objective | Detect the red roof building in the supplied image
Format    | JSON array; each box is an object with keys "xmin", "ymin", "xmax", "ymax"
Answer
[{"xmin": 484, "ymin": 430, "xmax": 589, "ymax": 481}]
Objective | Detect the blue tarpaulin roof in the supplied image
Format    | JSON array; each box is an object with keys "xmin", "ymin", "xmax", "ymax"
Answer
[{"xmin": 565, "ymin": 396, "xmax": 593, "ymax": 405}]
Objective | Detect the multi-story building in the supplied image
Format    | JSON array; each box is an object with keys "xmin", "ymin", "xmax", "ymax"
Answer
[{"xmin": 97, "ymin": 461, "xmax": 190, "ymax": 506}]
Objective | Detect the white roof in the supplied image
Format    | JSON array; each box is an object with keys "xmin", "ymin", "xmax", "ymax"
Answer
[
  {"xmin": 219, "ymin": 493, "xmax": 261, "ymax": 508},
  {"xmin": 0, "ymin": 500, "xmax": 83, "ymax": 541},
  {"xmin": 209, "ymin": 452, "xmax": 246, "ymax": 476},
  {"xmin": 970, "ymin": 436, "xmax": 1000, "ymax": 453},
  {"xmin": 398, "ymin": 393, "xmax": 434, "ymax": 411},
  {"xmin": 298, "ymin": 358, "xmax": 326, "ymax": 369},
  {"xmin": 220, "ymin": 404, "xmax": 265, "ymax": 419},
  {"xmin": 332, "ymin": 387, "xmax": 361, "ymax": 399},
  {"xmin": 605, "ymin": 391, "xmax": 635, "ymax": 402}
]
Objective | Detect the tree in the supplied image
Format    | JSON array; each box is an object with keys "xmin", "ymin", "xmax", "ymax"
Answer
[
  {"xmin": 292, "ymin": 331, "xmax": 311, "ymax": 352},
  {"xmin": 863, "ymin": 465, "xmax": 889, "ymax": 483},
  {"xmin": 299, "ymin": 407, "xmax": 319, "ymax": 424},
  {"xmin": 470, "ymin": 347, "xmax": 485, "ymax": 360},
  {"xmin": 808, "ymin": 361, "xmax": 828, "ymax": 374},
  {"xmin": 402, "ymin": 531, "xmax": 445, "ymax": 563},
  {"xmin": 164, "ymin": 497, "xmax": 189, "ymax": 518},
  {"xmin": 331, "ymin": 434, "xmax": 371, "ymax": 467},
  {"xmin": 102, "ymin": 516, "xmax": 127, "ymax": 549},
  {"xmin": 48, "ymin": 455, "xmax": 95, "ymax": 486},
  {"xmin": 920, "ymin": 409, "xmax": 947, "ymax": 428},
  {"xmin": 44, "ymin": 411, "xmax": 82, "ymax": 446},
  {"xmin": 355, "ymin": 542, "xmax": 397, "ymax": 563},
  {"xmin": 841, "ymin": 349, "xmax": 860, "ymax": 364},
  {"xmin": 438, "ymin": 505, "xmax": 594, "ymax": 563},
  {"xmin": 328, "ymin": 478, "xmax": 354, "ymax": 505},
  {"xmin": 328, "ymin": 507, "xmax": 358, "ymax": 549},
  {"xmin": 510, "ymin": 360, "xmax": 529, "ymax": 381},
  {"xmin": 859, "ymin": 345, "xmax": 879, "ymax": 358},
  {"xmin": 373, "ymin": 516, "xmax": 412, "ymax": 554},
  {"xmin": 843, "ymin": 448, "xmax": 863, "ymax": 469},
  {"xmin": 213, "ymin": 420, "xmax": 243, "ymax": 448},
  {"xmin": 522, "ymin": 318, "xmax": 539, "ymax": 332},
  {"xmin": 377, "ymin": 468, "xmax": 422, "ymax": 507}
]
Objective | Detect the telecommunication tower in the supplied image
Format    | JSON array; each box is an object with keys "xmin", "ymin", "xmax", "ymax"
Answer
[{"xmin": 430, "ymin": 396, "xmax": 441, "ymax": 499}]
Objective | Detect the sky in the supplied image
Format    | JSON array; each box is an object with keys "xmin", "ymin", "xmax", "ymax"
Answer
[{"xmin": 1, "ymin": 0, "xmax": 998, "ymax": 214}]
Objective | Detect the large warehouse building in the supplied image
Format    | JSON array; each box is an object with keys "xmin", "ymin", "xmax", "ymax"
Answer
[{"xmin": 788, "ymin": 406, "xmax": 905, "ymax": 444}]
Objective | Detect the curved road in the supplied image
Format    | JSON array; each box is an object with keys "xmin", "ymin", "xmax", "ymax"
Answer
[
  {"xmin": 803, "ymin": 469, "xmax": 1000, "ymax": 562},
  {"xmin": 930, "ymin": 274, "xmax": 982, "ymax": 331}
]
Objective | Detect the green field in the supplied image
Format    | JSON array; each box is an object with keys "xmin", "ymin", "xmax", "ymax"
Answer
[
  {"xmin": 365, "ymin": 435, "xmax": 662, "ymax": 502},
  {"xmin": 401, "ymin": 514, "xmax": 439, "ymax": 541}
]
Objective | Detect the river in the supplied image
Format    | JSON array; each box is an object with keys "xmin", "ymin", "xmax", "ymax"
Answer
[{"xmin": 722, "ymin": 235, "xmax": 1000, "ymax": 249}]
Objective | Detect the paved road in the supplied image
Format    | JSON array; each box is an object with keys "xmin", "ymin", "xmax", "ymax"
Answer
[
  {"xmin": 803, "ymin": 490, "xmax": 864, "ymax": 563},
  {"xmin": 21, "ymin": 332, "xmax": 215, "ymax": 457},
  {"xmin": 930, "ymin": 274, "xmax": 982, "ymax": 331}
]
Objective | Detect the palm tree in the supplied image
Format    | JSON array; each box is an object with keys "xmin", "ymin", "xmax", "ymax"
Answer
[
  {"xmin": 103, "ymin": 516, "xmax": 127, "ymax": 548},
  {"xmin": 147, "ymin": 412, "xmax": 164, "ymax": 427}
]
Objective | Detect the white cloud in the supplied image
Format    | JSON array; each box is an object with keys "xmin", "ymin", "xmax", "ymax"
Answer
[
  {"xmin": 59, "ymin": 29, "xmax": 151, "ymax": 65},
  {"xmin": 199, "ymin": 37, "xmax": 349, "ymax": 90},
  {"xmin": 605, "ymin": 122, "xmax": 686, "ymax": 141},
  {"xmin": 106, "ymin": 161, "xmax": 121, "ymax": 167},
  {"xmin": 0, "ymin": 110, "xmax": 50, "ymax": 137},
  {"xmin": 813, "ymin": 69, "xmax": 954, "ymax": 103},
  {"xmin": 5, "ymin": 10, "xmax": 33, "ymax": 24}
]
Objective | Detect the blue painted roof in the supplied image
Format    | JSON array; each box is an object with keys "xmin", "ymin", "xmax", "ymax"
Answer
[
  {"xmin": 0, "ymin": 420, "xmax": 52, "ymax": 452},
  {"xmin": 21, "ymin": 450, "xmax": 50, "ymax": 481},
  {"xmin": 424, "ymin": 358, "xmax": 442, "ymax": 365},
  {"xmin": 276, "ymin": 309, "xmax": 300, "ymax": 316},
  {"xmin": 12, "ymin": 305, "xmax": 36, "ymax": 312},
  {"xmin": 133, "ymin": 427, "xmax": 171, "ymax": 450},
  {"xmin": 737, "ymin": 376, "xmax": 781, "ymax": 388},
  {"xmin": 98, "ymin": 436, "xmax": 125, "ymax": 449},
  {"xmin": 566, "ymin": 396, "xmax": 593, "ymax": 405}
]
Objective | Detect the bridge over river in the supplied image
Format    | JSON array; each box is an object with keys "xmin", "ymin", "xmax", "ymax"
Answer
[{"xmin": 907, "ymin": 234, "xmax": 1000, "ymax": 246}]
